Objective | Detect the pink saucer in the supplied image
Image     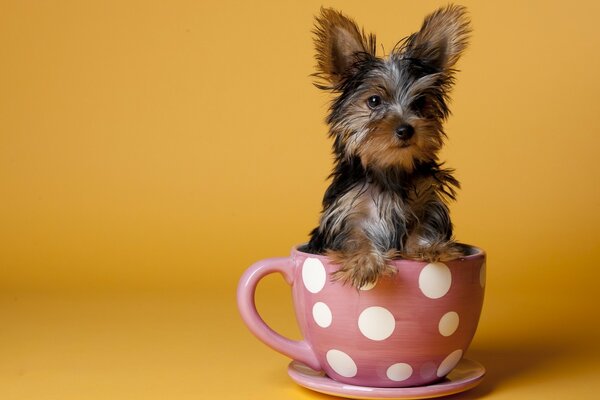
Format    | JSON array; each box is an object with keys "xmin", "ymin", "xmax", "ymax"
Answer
[{"xmin": 288, "ymin": 358, "xmax": 485, "ymax": 399}]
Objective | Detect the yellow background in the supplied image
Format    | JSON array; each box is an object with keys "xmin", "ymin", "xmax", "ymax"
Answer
[{"xmin": 1, "ymin": 0, "xmax": 599, "ymax": 399}]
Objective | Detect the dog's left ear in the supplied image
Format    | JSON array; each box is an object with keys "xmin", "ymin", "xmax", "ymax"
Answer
[
  {"xmin": 405, "ymin": 4, "xmax": 471, "ymax": 71},
  {"xmin": 313, "ymin": 7, "xmax": 376, "ymax": 88}
]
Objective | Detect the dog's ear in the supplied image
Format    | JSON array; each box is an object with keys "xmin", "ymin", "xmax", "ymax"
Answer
[
  {"xmin": 313, "ymin": 7, "xmax": 376, "ymax": 88},
  {"xmin": 405, "ymin": 5, "xmax": 471, "ymax": 71}
]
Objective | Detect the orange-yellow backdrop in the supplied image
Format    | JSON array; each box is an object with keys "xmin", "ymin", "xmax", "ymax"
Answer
[{"xmin": 1, "ymin": 0, "xmax": 599, "ymax": 399}]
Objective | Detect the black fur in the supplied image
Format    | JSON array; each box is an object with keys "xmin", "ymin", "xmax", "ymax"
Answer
[
  {"xmin": 307, "ymin": 5, "xmax": 470, "ymax": 287},
  {"xmin": 308, "ymin": 157, "xmax": 459, "ymax": 254}
]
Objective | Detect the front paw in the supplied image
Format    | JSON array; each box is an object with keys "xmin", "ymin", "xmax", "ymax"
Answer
[
  {"xmin": 402, "ymin": 240, "xmax": 465, "ymax": 262},
  {"xmin": 328, "ymin": 249, "xmax": 396, "ymax": 289}
]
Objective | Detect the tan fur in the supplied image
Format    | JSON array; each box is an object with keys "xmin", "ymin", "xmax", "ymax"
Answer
[
  {"xmin": 313, "ymin": 8, "xmax": 376, "ymax": 86},
  {"xmin": 328, "ymin": 245, "xmax": 397, "ymax": 289},
  {"xmin": 309, "ymin": 5, "xmax": 470, "ymax": 288},
  {"xmin": 402, "ymin": 237, "xmax": 464, "ymax": 262},
  {"xmin": 358, "ymin": 116, "xmax": 444, "ymax": 172},
  {"xmin": 406, "ymin": 4, "xmax": 471, "ymax": 70}
]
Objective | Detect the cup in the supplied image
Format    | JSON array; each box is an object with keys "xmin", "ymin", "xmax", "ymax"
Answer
[{"xmin": 237, "ymin": 244, "xmax": 485, "ymax": 388}]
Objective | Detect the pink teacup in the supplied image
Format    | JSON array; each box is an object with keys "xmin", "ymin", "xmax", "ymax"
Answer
[{"xmin": 237, "ymin": 244, "xmax": 485, "ymax": 387}]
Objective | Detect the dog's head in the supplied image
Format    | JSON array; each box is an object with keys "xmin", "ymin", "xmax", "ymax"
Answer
[{"xmin": 313, "ymin": 5, "xmax": 470, "ymax": 172}]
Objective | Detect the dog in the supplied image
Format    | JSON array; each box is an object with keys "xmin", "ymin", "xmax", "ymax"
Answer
[{"xmin": 307, "ymin": 5, "xmax": 471, "ymax": 289}]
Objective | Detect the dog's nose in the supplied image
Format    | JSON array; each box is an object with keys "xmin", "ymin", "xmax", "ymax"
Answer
[{"xmin": 395, "ymin": 124, "xmax": 414, "ymax": 140}]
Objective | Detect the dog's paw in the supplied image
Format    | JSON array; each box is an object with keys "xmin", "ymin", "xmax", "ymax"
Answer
[
  {"xmin": 328, "ymin": 249, "xmax": 396, "ymax": 289},
  {"xmin": 402, "ymin": 240, "xmax": 465, "ymax": 262}
]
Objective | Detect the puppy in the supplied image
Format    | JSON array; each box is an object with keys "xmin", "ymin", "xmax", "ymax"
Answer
[{"xmin": 307, "ymin": 5, "xmax": 471, "ymax": 288}]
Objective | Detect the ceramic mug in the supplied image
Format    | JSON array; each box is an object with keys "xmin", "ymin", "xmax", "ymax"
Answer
[{"xmin": 237, "ymin": 244, "xmax": 485, "ymax": 388}]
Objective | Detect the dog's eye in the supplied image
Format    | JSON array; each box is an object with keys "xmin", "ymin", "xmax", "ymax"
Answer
[{"xmin": 367, "ymin": 95, "xmax": 382, "ymax": 109}]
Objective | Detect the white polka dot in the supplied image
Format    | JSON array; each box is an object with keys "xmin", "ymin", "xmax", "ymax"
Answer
[
  {"xmin": 480, "ymin": 262, "xmax": 486, "ymax": 288},
  {"xmin": 437, "ymin": 349, "xmax": 463, "ymax": 377},
  {"xmin": 359, "ymin": 280, "xmax": 377, "ymax": 291},
  {"xmin": 302, "ymin": 258, "xmax": 326, "ymax": 293},
  {"xmin": 419, "ymin": 262, "xmax": 452, "ymax": 299},
  {"xmin": 312, "ymin": 302, "xmax": 332, "ymax": 328},
  {"xmin": 326, "ymin": 349, "xmax": 357, "ymax": 377},
  {"xmin": 358, "ymin": 306, "xmax": 396, "ymax": 341},
  {"xmin": 438, "ymin": 311, "xmax": 459, "ymax": 337},
  {"xmin": 386, "ymin": 363, "xmax": 413, "ymax": 382}
]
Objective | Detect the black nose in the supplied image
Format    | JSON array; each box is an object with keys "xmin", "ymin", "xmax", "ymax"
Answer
[{"xmin": 395, "ymin": 124, "xmax": 414, "ymax": 140}]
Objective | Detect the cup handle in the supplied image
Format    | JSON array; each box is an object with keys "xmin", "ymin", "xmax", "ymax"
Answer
[{"xmin": 237, "ymin": 257, "xmax": 321, "ymax": 371}]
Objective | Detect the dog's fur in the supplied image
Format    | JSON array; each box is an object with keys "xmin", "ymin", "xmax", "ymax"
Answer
[{"xmin": 307, "ymin": 5, "xmax": 471, "ymax": 288}]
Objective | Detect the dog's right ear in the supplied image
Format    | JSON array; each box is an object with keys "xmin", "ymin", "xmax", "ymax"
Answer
[{"xmin": 313, "ymin": 8, "xmax": 376, "ymax": 89}]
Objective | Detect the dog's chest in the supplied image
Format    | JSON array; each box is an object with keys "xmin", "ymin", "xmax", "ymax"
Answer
[{"xmin": 357, "ymin": 184, "xmax": 408, "ymax": 239}]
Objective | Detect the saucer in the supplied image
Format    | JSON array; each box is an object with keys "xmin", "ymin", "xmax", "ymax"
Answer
[{"xmin": 287, "ymin": 358, "xmax": 485, "ymax": 399}]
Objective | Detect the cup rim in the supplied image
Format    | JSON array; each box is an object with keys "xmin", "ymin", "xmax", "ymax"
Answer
[{"xmin": 292, "ymin": 243, "xmax": 485, "ymax": 264}]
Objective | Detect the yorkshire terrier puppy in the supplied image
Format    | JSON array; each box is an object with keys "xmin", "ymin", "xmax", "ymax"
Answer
[{"xmin": 307, "ymin": 5, "xmax": 471, "ymax": 288}]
